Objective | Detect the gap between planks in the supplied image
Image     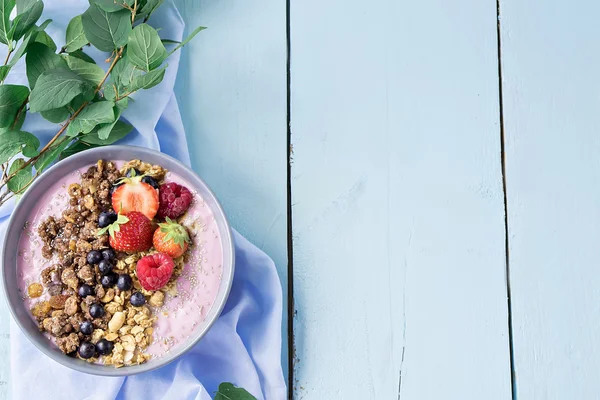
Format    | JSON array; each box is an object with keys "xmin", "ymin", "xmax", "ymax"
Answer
[
  {"xmin": 286, "ymin": 0, "xmax": 295, "ymax": 397},
  {"xmin": 495, "ymin": 0, "xmax": 517, "ymax": 399}
]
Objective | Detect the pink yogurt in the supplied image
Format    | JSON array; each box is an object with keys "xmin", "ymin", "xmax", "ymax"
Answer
[{"xmin": 17, "ymin": 161, "xmax": 224, "ymax": 360}]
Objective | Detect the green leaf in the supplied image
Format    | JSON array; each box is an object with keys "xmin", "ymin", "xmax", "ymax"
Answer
[
  {"xmin": 167, "ymin": 26, "xmax": 206, "ymax": 57},
  {"xmin": 67, "ymin": 100, "xmax": 115, "ymax": 136},
  {"xmin": 126, "ymin": 24, "xmax": 166, "ymax": 72},
  {"xmin": 40, "ymin": 107, "xmax": 69, "ymax": 123},
  {"xmin": 34, "ymin": 138, "xmax": 70, "ymax": 172},
  {"xmin": 25, "ymin": 42, "xmax": 67, "ymax": 87},
  {"xmin": 21, "ymin": 133, "xmax": 39, "ymax": 157},
  {"xmin": 65, "ymin": 55, "xmax": 105, "ymax": 86},
  {"xmin": 138, "ymin": 0, "xmax": 163, "ymax": 20},
  {"xmin": 9, "ymin": 18, "xmax": 52, "ymax": 66},
  {"xmin": 94, "ymin": 105, "xmax": 123, "ymax": 140},
  {"xmin": 111, "ymin": 54, "xmax": 141, "ymax": 87},
  {"xmin": 82, "ymin": 119, "xmax": 132, "ymax": 145},
  {"xmin": 7, "ymin": 158, "xmax": 32, "ymax": 193},
  {"xmin": 0, "ymin": 130, "xmax": 38, "ymax": 164},
  {"xmin": 0, "ymin": 0, "xmax": 15, "ymax": 45},
  {"xmin": 161, "ymin": 38, "xmax": 179, "ymax": 45},
  {"xmin": 0, "ymin": 65, "xmax": 10, "ymax": 81},
  {"xmin": 116, "ymin": 96, "xmax": 128, "ymax": 110},
  {"xmin": 91, "ymin": 0, "xmax": 133, "ymax": 13},
  {"xmin": 7, "ymin": 14, "xmax": 22, "ymax": 43},
  {"xmin": 29, "ymin": 68, "xmax": 92, "ymax": 112},
  {"xmin": 0, "ymin": 84, "xmax": 28, "ymax": 128},
  {"xmin": 64, "ymin": 15, "xmax": 88, "ymax": 53},
  {"xmin": 33, "ymin": 30, "xmax": 56, "ymax": 51},
  {"xmin": 59, "ymin": 139, "xmax": 97, "ymax": 160},
  {"xmin": 12, "ymin": 0, "xmax": 42, "ymax": 41},
  {"xmin": 214, "ymin": 383, "xmax": 257, "ymax": 400},
  {"xmin": 69, "ymin": 49, "xmax": 95, "ymax": 64},
  {"xmin": 7, "ymin": 104, "xmax": 25, "ymax": 130},
  {"xmin": 82, "ymin": 5, "xmax": 131, "ymax": 52},
  {"xmin": 16, "ymin": 0, "xmax": 35, "ymax": 13},
  {"xmin": 128, "ymin": 65, "xmax": 165, "ymax": 91}
]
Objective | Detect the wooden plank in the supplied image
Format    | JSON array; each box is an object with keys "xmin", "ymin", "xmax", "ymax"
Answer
[
  {"xmin": 174, "ymin": 0, "xmax": 289, "ymax": 380},
  {"xmin": 290, "ymin": 0, "xmax": 512, "ymax": 398},
  {"xmin": 499, "ymin": 1, "xmax": 600, "ymax": 398}
]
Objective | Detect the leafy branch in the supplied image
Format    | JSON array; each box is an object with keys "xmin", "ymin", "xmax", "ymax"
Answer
[{"xmin": 0, "ymin": 0, "xmax": 206, "ymax": 208}]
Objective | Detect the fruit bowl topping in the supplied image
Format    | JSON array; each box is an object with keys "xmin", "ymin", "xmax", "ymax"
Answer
[
  {"xmin": 112, "ymin": 170, "xmax": 159, "ymax": 220},
  {"xmin": 97, "ymin": 211, "xmax": 154, "ymax": 253},
  {"xmin": 153, "ymin": 218, "xmax": 191, "ymax": 258},
  {"xmin": 136, "ymin": 252, "xmax": 175, "ymax": 291},
  {"xmin": 157, "ymin": 182, "xmax": 193, "ymax": 220}
]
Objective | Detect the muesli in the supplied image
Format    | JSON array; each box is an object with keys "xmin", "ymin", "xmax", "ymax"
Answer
[{"xmin": 18, "ymin": 159, "xmax": 223, "ymax": 367}]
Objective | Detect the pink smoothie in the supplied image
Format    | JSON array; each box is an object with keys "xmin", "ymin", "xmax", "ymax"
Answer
[{"xmin": 17, "ymin": 162, "xmax": 224, "ymax": 359}]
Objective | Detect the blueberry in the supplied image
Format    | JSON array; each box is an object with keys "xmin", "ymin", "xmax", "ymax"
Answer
[
  {"xmin": 96, "ymin": 339, "xmax": 114, "ymax": 356},
  {"xmin": 101, "ymin": 248, "xmax": 116, "ymax": 261},
  {"xmin": 86, "ymin": 250, "xmax": 102, "ymax": 265},
  {"xmin": 78, "ymin": 342, "xmax": 96, "ymax": 359},
  {"xmin": 130, "ymin": 292, "xmax": 146, "ymax": 307},
  {"xmin": 98, "ymin": 259, "xmax": 114, "ymax": 275},
  {"xmin": 126, "ymin": 168, "xmax": 141, "ymax": 178},
  {"xmin": 101, "ymin": 273, "xmax": 117, "ymax": 288},
  {"xmin": 117, "ymin": 274, "xmax": 133, "ymax": 291},
  {"xmin": 80, "ymin": 321, "xmax": 94, "ymax": 335},
  {"xmin": 89, "ymin": 303, "xmax": 105, "ymax": 318},
  {"xmin": 141, "ymin": 176, "xmax": 160, "ymax": 189},
  {"xmin": 78, "ymin": 284, "xmax": 94, "ymax": 298},
  {"xmin": 98, "ymin": 211, "xmax": 117, "ymax": 228}
]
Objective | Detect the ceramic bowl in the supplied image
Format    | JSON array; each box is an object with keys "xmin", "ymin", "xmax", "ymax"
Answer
[{"xmin": 1, "ymin": 145, "xmax": 234, "ymax": 376}]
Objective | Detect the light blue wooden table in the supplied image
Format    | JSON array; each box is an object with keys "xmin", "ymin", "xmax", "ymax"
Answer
[{"xmin": 3, "ymin": 0, "xmax": 600, "ymax": 399}]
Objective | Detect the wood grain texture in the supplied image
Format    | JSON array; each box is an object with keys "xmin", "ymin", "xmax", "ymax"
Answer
[
  {"xmin": 290, "ymin": 0, "xmax": 512, "ymax": 398},
  {"xmin": 173, "ymin": 0, "xmax": 289, "ymax": 380},
  {"xmin": 500, "ymin": 0, "xmax": 600, "ymax": 398}
]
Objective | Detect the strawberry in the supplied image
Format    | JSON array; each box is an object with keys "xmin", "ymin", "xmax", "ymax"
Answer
[
  {"xmin": 136, "ymin": 252, "xmax": 175, "ymax": 291},
  {"xmin": 97, "ymin": 211, "xmax": 154, "ymax": 253},
  {"xmin": 153, "ymin": 218, "xmax": 191, "ymax": 258},
  {"xmin": 112, "ymin": 172, "xmax": 159, "ymax": 220}
]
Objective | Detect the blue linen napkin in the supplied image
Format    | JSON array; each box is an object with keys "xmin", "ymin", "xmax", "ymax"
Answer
[{"xmin": 0, "ymin": 1, "xmax": 286, "ymax": 399}]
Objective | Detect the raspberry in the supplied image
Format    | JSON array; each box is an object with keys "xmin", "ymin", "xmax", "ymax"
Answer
[
  {"xmin": 157, "ymin": 182, "xmax": 193, "ymax": 219},
  {"xmin": 136, "ymin": 252, "xmax": 175, "ymax": 291}
]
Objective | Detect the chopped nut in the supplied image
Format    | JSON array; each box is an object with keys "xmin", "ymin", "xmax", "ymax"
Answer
[
  {"xmin": 119, "ymin": 325, "xmax": 132, "ymax": 335},
  {"xmin": 104, "ymin": 332, "xmax": 118, "ymax": 341},
  {"xmin": 130, "ymin": 326, "xmax": 144, "ymax": 335},
  {"xmin": 64, "ymin": 296, "xmax": 79, "ymax": 315},
  {"xmin": 83, "ymin": 195, "xmax": 95, "ymax": 210},
  {"xmin": 76, "ymin": 239, "xmax": 92, "ymax": 253},
  {"xmin": 56, "ymin": 333, "xmax": 79, "ymax": 354},
  {"xmin": 91, "ymin": 329, "xmax": 105, "ymax": 344},
  {"xmin": 101, "ymin": 288, "xmax": 115, "ymax": 303},
  {"xmin": 27, "ymin": 283, "xmax": 43, "ymax": 298},
  {"xmin": 134, "ymin": 332, "xmax": 145, "ymax": 343},
  {"xmin": 148, "ymin": 291, "xmax": 164, "ymax": 307},
  {"xmin": 77, "ymin": 266, "xmax": 95, "ymax": 284},
  {"xmin": 61, "ymin": 268, "xmax": 79, "ymax": 290},
  {"xmin": 108, "ymin": 311, "xmax": 125, "ymax": 332},
  {"xmin": 105, "ymin": 302, "xmax": 121, "ymax": 314},
  {"xmin": 124, "ymin": 351, "xmax": 134, "ymax": 363}
]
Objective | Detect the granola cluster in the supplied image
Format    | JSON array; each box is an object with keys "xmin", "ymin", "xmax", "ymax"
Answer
[{"xmin": 26, "ymin": 159, "xmax": 188, "ymax": 368}]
